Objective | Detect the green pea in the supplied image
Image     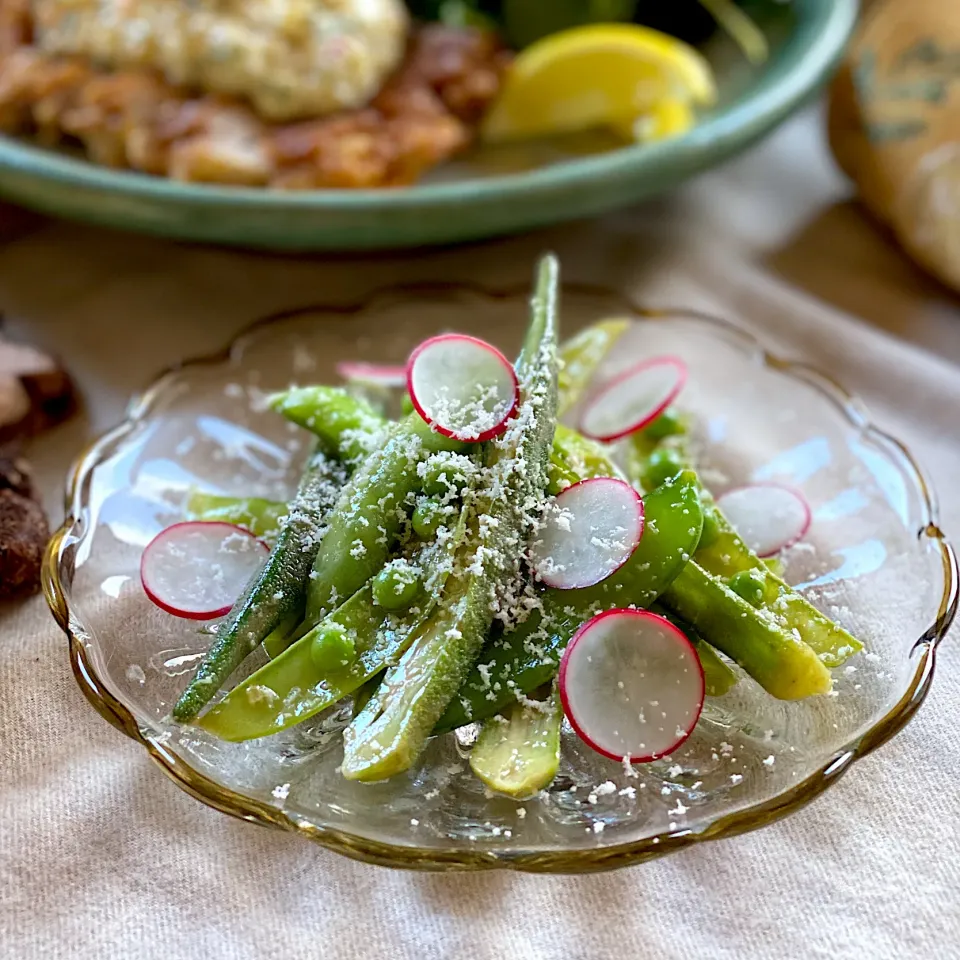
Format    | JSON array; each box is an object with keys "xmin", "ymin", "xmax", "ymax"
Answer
[
  {"xmin": 372, "ymin": 561, "xmax": 422, "ymax": 610},
  {"xmin": 310, "ymin": 621, "xmax": 357, "ymax": 673},
  {"xmin": 642, "ymin": 409, "xmax": 685, "ymax": 441},
  {"xmin": 643, "ymin": 447, "xmax": 684, "ymax": 489},
  {"xmin": 698, "ymin": 509, "xmax": 721, "ymax": 550},
  {"xmin": 412, "ymin": 498, "xmax": 444, "ymax": 540},
  {"xmin": 727, "ymin": 570, "xmax": 765, "ymax": 607},
  {"xmin": 420, "ymin": 457, "xmax": 467, "ymax": 498},
  {"xmin": 401, "ymin": 392, "xmax": 415, "ymax": 416}
]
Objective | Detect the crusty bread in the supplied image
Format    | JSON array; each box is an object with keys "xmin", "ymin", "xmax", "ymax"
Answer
[{"xmin": 828, "ymin": 0, "xmax": 960, "ymax": 292}]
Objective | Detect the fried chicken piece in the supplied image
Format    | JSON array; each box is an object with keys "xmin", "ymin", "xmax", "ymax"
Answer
[{"xmin": 0, "ymin": 12, "xmax": 509, "ymax": 188}]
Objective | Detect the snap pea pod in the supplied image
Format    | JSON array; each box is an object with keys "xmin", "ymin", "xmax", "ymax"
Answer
[
  {"xmin": 274, "ymin": 319, "xmax": 624, "ymax": 499},
  {"xmin": 261, "ymin": 614, "xmax": 301, "ymax": 660},
  {"xmin": 695, "ymin": 638, "xmax": 739, "ymax": 698},
  {"xmin": 662, "ymin": 563, "xmax": 832, "ymax": 699},
  {"xmin": 626, "ymin": 421, "xmax": 862, "ymax": 666},
  {"xmin": 196, "ymin": 584, "xmax": 393, "ymax": 741},
  {"xmin": 186, "ymin": 391, "xmax": 388, "ymax": 549},
  {"xmin": 173, "ymin": 449, "xmax": 347, "ymax": 723},
  {"xmin": 435, "ymin": 472, "xmax": 704, "ymax": 733},
  {"xmin": 691, "ymin": 486, "xmax": 862, "ymax": 666},
  {"xmin": 277, "ymin": 390, "xmax": 598, "ymax": 502},
  {"xmin": 556, "ymin": 317, "xmax": 631, "ymax": 417},
  {"xmin": 186, "ymin": 491, "xmax": 286, "ymax": 541},
  {"xmin": 352, "ymin": 674, "xmax": 383, "ymax": 719},
  {"xmin": 341, "ymin": 254, "xmax": 561, "ymax": 781},
  {"xmin": 305, "ymin": 414, "xmax": 466, "ymax": 624},
  {"xmin": 269, "ymin": 386, "xmax": 385, "ymax": 465},
  {"xmin": 197, "ymin": 500, "xmax": 473, "ymax": 740},
  {"xmin": 548, "ymin": 423, "xmax": 626, "ymax": 494},
  {"xmin": 469, "ymin": 687, "xmax": 563, "ymax": 799}
]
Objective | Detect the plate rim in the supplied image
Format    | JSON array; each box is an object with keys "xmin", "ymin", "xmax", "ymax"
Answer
[
  {"xmin": 0, "ymin": 0, "xmax": 857, "ymax": 216},
  {"xmin": 43, "ymin": 277, "xmax": 959, "ymax": 873}
]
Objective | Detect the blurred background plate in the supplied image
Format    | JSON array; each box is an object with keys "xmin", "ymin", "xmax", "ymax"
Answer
[{"xmin": 0, "ymin": 0, "xmax": 856, "ymax": 250}]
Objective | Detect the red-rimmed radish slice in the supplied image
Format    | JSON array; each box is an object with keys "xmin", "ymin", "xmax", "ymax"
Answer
[
  {"xmin": 140, "ymin": 521, "xmax": 269, "ymax": 620},
  {"xmin": 407, "ymin": 334, "xmax": 518, "ymax": 442},
  {"xmin": 579, "ymin": 355, "xmax": 687, "ymax": 443},
  {"xmin": 559, "ymin": 609, "xmax": 704, "ymax": 763},
  {"xmin": 530, "ymin": 477, "xmax": 644, "ymax": 590},
  {"xmin": 336, "ymin": 361, "xmax": 407, "ymax": 388},
  {"xmin": 716, "ymin": 483, "xmax": 811, "ymax": 557}
]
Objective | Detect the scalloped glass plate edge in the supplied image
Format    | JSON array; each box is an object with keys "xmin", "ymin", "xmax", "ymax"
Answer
[{"xmin": 43, "ymin": 281, "xmax": 958, "ymax": 873}]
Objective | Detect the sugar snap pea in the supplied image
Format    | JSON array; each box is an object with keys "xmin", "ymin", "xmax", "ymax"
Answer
[
  {"xmin": 186, "ymin": 491, "xmax": 286, "ymax": 541},
  {"xmin": 547, "ymin": 423, "xmax": 626, "ymax": 494},
  {"xmin": 662, "ymin": 563, "xmax": 832, "ymax": 699},
  {"xmin": 270, "ymin": 386, "xmax": 385, "ymax": 465},
  {"xmin": 556, "ymin": 317, "xmax": 631, "ymax": 417},
  {"xmin": 304, "ymin": 414, "xmax": 466, "ymax": 623},
  {"xmin": 469, "ymin": 687, "xmax": 563, "ymax": 799},
  {"xmin": 627, "ymin": 418, "xmax": 862, "ymax": 666}
]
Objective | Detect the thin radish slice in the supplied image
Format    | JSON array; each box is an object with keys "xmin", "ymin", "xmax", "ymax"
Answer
[
  {"xmin": 559, "ymin": 609, "xmax": 705, "ymax": 764},
  {"xmin": 140, "ymin": 521, "xmax": 269, "ymax": 620},
  {"xmin": 579, "ymin": 355, "xmax": 687, "ymax": 443},
  {"xmin": 716, "ymin": 483, "xmax": 811, "ymax": 557},
  {"xmin": 407, "ymin": 334, "xmax": 518, "ymax": 442},
  {"xmin": 336, "ymin": 361, "xmax": 407, "ymax": 388},
  {"xmin": 530, "ymin": 477, "xmax": 644, "ymax": 590}
]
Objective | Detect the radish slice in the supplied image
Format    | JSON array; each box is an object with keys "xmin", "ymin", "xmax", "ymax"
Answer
[
  {"xmin": 559, "ymin": 609, "xmax": 705, "ymax": 763},
  {"xmin": 407, "ymin": 334, "xmax": 518, "ymax": 442},
  {"xmin": 530, "ymin": 477, "xmax": 644, "ymax": 590},
  {"xmin": 140, "ymin": 521, "xmax": 269, "ymax": 620},
  {"xmin": 716, "ymin": 483, "xmax": 811, "ymax": 557},
  {"xmin": 336, "ymin": 361, "xmax": 407, "ymax": 388},
  {"xmin": 579, "ymin": 356, "xmax": 687, "ymax": 443}
]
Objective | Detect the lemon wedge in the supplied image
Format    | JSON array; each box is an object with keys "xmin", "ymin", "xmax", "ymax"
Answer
[
  {"xmin": 482, "ymin": 24, "xmax": 717, "ymax": 144},
  {"xmin": 612, "ymin": 98, "xmax": 696, "ymax": 145}
]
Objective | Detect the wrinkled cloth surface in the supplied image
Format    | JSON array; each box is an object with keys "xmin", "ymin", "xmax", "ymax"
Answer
[{"xmin": 0, "ymin": 105, "xmax": 958, "ymax": 959}]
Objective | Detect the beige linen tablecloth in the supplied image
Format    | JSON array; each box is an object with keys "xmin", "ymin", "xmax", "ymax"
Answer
[{"xmin": 1, "ymin": 106, "xmax": 958, "ymax": 959}]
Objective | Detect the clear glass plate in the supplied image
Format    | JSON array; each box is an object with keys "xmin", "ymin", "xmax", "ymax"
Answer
[{"xmin": 45, "ymin": 283, "xmax": 957, "ymax": 872}]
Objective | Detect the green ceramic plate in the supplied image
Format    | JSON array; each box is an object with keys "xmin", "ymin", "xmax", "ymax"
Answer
[{"xmin": 0, "ymin": 0, "xmax": 856, "ymax": 250}]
